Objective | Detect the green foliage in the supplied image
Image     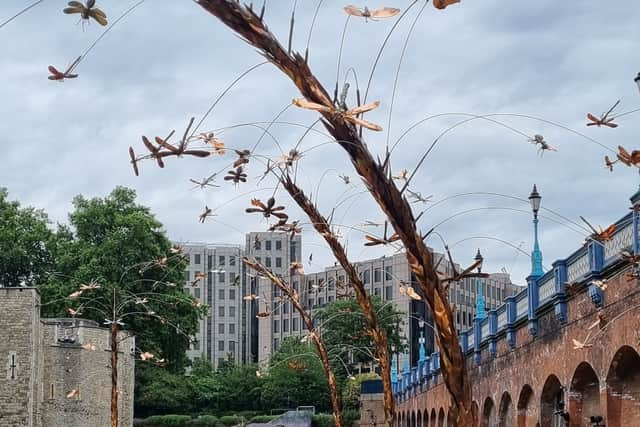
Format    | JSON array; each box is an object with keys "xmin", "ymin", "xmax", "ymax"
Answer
[
  {"xmin": 341, "ymin": 409, "xmax": 360, "ymax": 427},
  {"xmin": 219, "ymin": 415, "xmax": 241, "ymax": 426},
  {"xmin": 39, "ymin": 187, "xmax": 204, "ymax": 373},
  {"xmin": 312, "ymin": 414, "xmax": 335, "ymax": 427},
  {"xmin": 316, "ymin": 296, "xmax": 405, "ymax": 368},
  {"xmin": 145, "ymin": 415, "xmax": 192, "ymax": 427},
  {"xmin": 135, "ymin": 365, "xmax": 197, "ymax": 417},
  {"xmin": 0, "ymin": 188, "xmax": 56, "ymax": 287},
  {"xmin": 341, "ymin": 373, "xmax": 380, "ymax": 410},
  {"xmin": 185, "ymin": 415, "xmax": 219, "ymax": 426},
  {"xmin": 261, "ymin": 337, "xmax": 330, "ymax": 412},
  {"xmin": 216, "ymin": 363, "xmax": 263, "ymax": 412},
  {"xmin": 249, "ymin": 415, "xmax": 278, "ymax": 423}
]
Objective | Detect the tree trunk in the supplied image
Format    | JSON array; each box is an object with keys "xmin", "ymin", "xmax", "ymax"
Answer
[
  {"xmin": 111, "ymin": 323, "xmax": 119, "ymax": 427},
  {"xmin": 197, "ymin": 2, "xmax": 474, "ymax": 424},
  {"xmin": 243, "ymin": 258, "xmax": 343, "ymax": 427}
]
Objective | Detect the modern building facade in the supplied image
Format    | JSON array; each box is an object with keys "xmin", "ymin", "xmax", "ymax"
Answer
[{"xmin": 179, "ymin": 235, "xmax": 520, "ymax": 370}]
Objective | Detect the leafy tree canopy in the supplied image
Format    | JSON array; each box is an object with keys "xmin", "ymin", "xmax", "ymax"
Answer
[{"xmin": 0, "ymin": 188, "xmax": 56, "ymax": 287}]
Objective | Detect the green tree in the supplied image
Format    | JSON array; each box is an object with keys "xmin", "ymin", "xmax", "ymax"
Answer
[
  {"xmin": 216, "ymin": 363, "xmax": 263, "ymax": 412},
  {"xmin": 0, "ymin": 188, "xmax": 56, "ymax": 287},
  {"xmin": 39, "ymin": 187, "xmax": 203, "ymax": 372},
  {"xmin": 315, "ymin": 297, "xmax": 405, "ymax": 368},
  {"xmin": 135, "ymin": 365, "xmax": 197, "ymax": 417},
  {"xmin": 261, "ymin": 337, "xmax": 331, "ymax": 412}
]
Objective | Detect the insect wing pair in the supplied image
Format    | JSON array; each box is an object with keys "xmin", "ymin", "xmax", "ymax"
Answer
[
  {"xmin": 343, "ymin": 6, "xmax": 400, "ymax": 20},
  {"xmin": 63, "ymin": 1, "xmax": 108, "ymax": 26}
]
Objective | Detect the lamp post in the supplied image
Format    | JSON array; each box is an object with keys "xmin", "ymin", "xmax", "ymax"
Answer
[
  {"xmin": 418, "ymin": 319, "xmax": 426, "ymax": 362},
  {"xmin": 474, "ymin": 249, "xmax": 486, "ymax": 320},
  {"xmin": 529, "ymin": 185, "xmax": 544, "ymax": 278}
]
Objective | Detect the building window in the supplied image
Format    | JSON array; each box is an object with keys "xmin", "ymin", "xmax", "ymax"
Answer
[
  {"xmin": 184, "ymin": 270, "xmax": 190, "ymax": 281},
  {"xmin": 274, "ymin": 319, "xmax": 280, "ymax": 333},
  {"xmin": 229, "ymin": 272, "xmax": 236, "ymax": 285},
  {"xmin": 374, "ymin": 288, "xmax": 380, "ymax": 296},
  {"xmin": 328, "ymin": 296, "xmax": 334, "ymax": 303},
  {"xmin": 308, "ymin": 280, "xmax": 315, "ymax": 291},
  {"xmin": 194, "ymin": 288, "xmax": 201, "ymax": 299},
  {"xmin": 219, "ymin": 323, "xmax": 225, "ymax": 334},
  {"xmin": 219, "ymin": 289, "xmax": 225, "ymax": 300},
  {"xmin": 385, "ymin": 286, "xmax": 393, "ymax": 301},
  {"xmin": 318, "ymin": 297, "xmax": 325, "ymax": 306},
  {"xmin": 318, "ymin": 278, "xmax": 325, "ymax": 289},
  {"xmin": 218, "ymin": 272, "xmax": 225, "ymax": 283},
  {"xmin": 229, "ymin": 256, "xmax": 236, "ymax": 266},
  {"xmin": 230, "ymin": 307, "xmax": 236, "ymax": 317},
  {"xmin": 328, "ymin": 277, "xmax": 335, "ymax": 290},
  {"xmin": 194, "ymin": 254, "xmax": 201, "ymax": 264},
  {"xmin": 207, "ymin": 255, "xmax": 213, "ymax": 266},
  {"xmin": 275, "ymin": 257, "xmax": 282, "ymax": 268},
  {"xmin": 290, "ymin": 241, "xmax": 297, "ymax": 262},
  {"xmin": 374, "ymin": 268, "xmax": 382, "ymax": 283},
  {"xmin": 274, "ymin": 338, "xmax": 280, "ymax": 351},
  {"xmin": 218, "ymin": 358, "xmax": 224, "ymax": 367},
  {"xmin": 276, "ymin": 240, "xmax": 282, "ymax": 250},
  {"xmin": 219, "ymin": 256, "xmax": 226, "ymax": 266},
  {"xmin": 292, "ymin": 318, "xmax": 299, "ymax": 331},
  {"xmin": 283, "ymin": 319, "xmax": 289, "ymax": 332},
  {"xmin": 254, "ymin": 239, "xmax": 262, "ymax": 250},
  {"xmin": 338, "ymin": 275, "xmax": 345, "ymax": 285},
  {"xmin": 218, "ymin": 340, "xmax": 225, "ymax": 351},
  {"xmin": 265, "ymin": 257, "xmax": 272, "ymax": 268},
  {"xmin": 229, "ymin": 341, "xmax": 235, "ymax": 354},
  {"xmin": 385, "ymin": 266, "xmax": 393, "ymax": 281},
  {"xmin": 363, "ymin": 270, "xmax": 371, "ymax": 284},
  {"xmin": 229, "ymin": 289, "xmax": 235, "ymax": 300},
  {"xmin": 283, "ymin": 303, "xmax": 289, "ymax": 314},
  {"xmin": 218, "ymin": 306, "xmax": 225, "ymax": 317},
  {"xmin": 273, "ymin": 303, "xmax": 280, "ymax": 315},
  {"xmin": 265, "ymin": 240, "xmax": 272, "ymax": 250},
  {"xmin": 308, "ymin": 298, "xmax": 313, "ymax": 308},
  {"xmin": 229, "ymin": 324, "xmax": 235, "ymax": 334},
  {"xmin": 256, "ymin": 256, "xmax": 261, "ymax": 264},
  {"xmin": 293, "ymin": 281, "xmax": 299, "ymax": 293}
]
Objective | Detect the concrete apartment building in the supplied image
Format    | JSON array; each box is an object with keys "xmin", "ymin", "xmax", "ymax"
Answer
[
  {"xmin": 181, "ymin": 243, "xmax": 248, "ymax": 368},
  {"xmin": 180, "ymin": 234, "xmax": 521, "ymax": 369}
]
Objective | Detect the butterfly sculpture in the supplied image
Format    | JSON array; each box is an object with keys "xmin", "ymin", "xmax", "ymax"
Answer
[
  {"xmin": 293, "ymin": 98, "xmax": 383, "ymax": 131},
  {"xmin": 586, "ymin": 100, "xmax": 620, "ymax": 128},
  {"xmin": 616, "ymin": 145, "xmax": 640, "ymax": 167},
  {"xmin": 343, "ymin": 6, "xmax": 400, "ymax": 21},
  {"xmin": 48, "ymin": 56, "xmax": 82, "ymax": 81},
  {"xmin": 246, "ymin": 197, "xmax": 288, "ymax": 220}
]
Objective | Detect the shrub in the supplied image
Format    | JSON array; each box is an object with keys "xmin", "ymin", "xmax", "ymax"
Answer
[
  {"xmin": 249, "ymin": 415, "xmax": 278, "ymax": 423},
  {"xmin": 219, "ymin": 415, "xmax": 241, "ymax": 426},
  {"xmin": 186, "ymin": 415, "xmax": 219, "ymax": 427},
  {"xmin": 341, "ymin": 409, "xmax": 360, "ymax": 427},
  {"xmin": 145, "ymin": 414, "xmax": 192, "ymax": 427},
  {"xmin": 134, "ymin": 419, "xmax": 150, "ymax": 427},
  {"xmin": 312, "ymin": 414, "xmax": 334, "ymax": 427}
]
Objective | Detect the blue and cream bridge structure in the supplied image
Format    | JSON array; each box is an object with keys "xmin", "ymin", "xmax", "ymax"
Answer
[{"xmin": 383, "ymin": 189, "xmax": 640, "ymax": 427}]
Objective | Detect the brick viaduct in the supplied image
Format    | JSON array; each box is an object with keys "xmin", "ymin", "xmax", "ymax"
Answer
[{"xmin": 390, "ymin": 197, "xmax": 640, "ymax": 426}]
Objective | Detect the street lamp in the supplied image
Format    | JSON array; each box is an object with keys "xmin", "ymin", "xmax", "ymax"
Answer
[
  {"xmin": 474, "ymin": 249, "xmax": 486, "ymax": 320},
  {"xmin": 635, "ymin": 72, "xmax": 640, "ymax": 94},
  {"xmin": 528, "ymin": 185, "xmax": 544, "ymax": 278}
]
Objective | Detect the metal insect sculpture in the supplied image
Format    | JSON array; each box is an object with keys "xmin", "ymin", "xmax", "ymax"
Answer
[
  {"xmin": 290, "ymin": 262, "xmax": 304, "ymax": 275},
  {"xmin": 246, "ymin": 197, "xmax": 288, "ymax": 220},
  {"xmin": 529, "ymin": 134, "xmax": 557, "ymax": 156},
  {"xmin": 586, "ymin": 100, "xmax": 620, "ymax": 128},
  {"xmin": 364, "ymin": 222, "xmax": 399, "ymax": 246},
  {"xmin": 199, "ymin": 205, "xmax": 215, "ymax": 223},
  {"xmin": 282, "ymin": 148, "xmax": 303, "ymax": 168},
  {"xmin": 224, "ymin": 167, "xmax": 247, "ymax": 184},
  {"xmin": 233, "ymin": 149, "xmax": 251, "ymax": 168},
  {"xmin": 129, "ymin": 147, "xmax": 140, "ymax": 176},
  {"xmin": 48, "ymin": 56, "xmax": 81, "ymax": 81},
  {"xmin": 343, "ymin": 5, "xmax": 400, "ymax": 21},
  {"xmin": 190, "ymin": 173, "xmax": 219, "ymax": 189},
  {"xmin": 198, "ymin": 132, "xmax": 226, "ymax": 154},
  {"xmin": 406, "ymin": 189, "xmax": 432, "ymax": 204},
  {"xmin": 433, "ymin": 0, "xmax": 461, "ymax": 9},
  {"xmin": 580, "ymin": 216, "xmax": 616, "ymax": 242},
  {"xmin": 399, "ymin": 282, "xmax": 421, "ymax": 301},
  {"xmin": 293, "ymin": 97, "xmax": 383, "ymax": 131},
  {"xmin": 63, "ymin": 0, "xmax": 108, "ymax": 26},
  {"xmin": 604, "ymin": 155, "xmax": 618, "ymax": 172},
  {"xmin": 616, "ymin": 145, "xmax": 640, "ymax": 167},
  {"xmin": 339, "ymin": 174, "xmax": 351, "ymax": 184},
  {"xmin": 392, "ymin": 169, "xmax": 409, "ymax": 181}
]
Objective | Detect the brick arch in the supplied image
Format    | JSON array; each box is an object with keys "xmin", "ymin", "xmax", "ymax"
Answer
[
  {"xmin": 423, "ymin": 408, "xmax": 428, "ymax": 427},
  {"xmin": 606, "ymin": 345, "xmax": 640, "ymax": 427},
  {"xmin": 430, "ymin": 409, "xmax": 436, "ymax": 427},
  {"xmin": 568, "ymin": 361, "xmax": 600, "ymax": 426},
  {"xmin": 401, "ymin": 411, "xmax": 406, "ymax": 427},
  {"xmin": 411, "ymin": 411, "xmax": 416, "ymax": 427},
  {"xmin": 540, "ymin": 374, "xmax": 566, "ymax": 427},
  {"xmin": 417, "ymin": 410, "xmax": 422, "ymax": 427},
  {"xmin": 480, "ymin": 396, "xmax": 496, "ymax": 427},
  {"xmin": 516, "ymin": 384, "xmax": 534, "ymax": 427},
  {"xmin": 437, "ymin": 408, "xmax": 445, "ymax": 427},
  {"xmin": 498, "ymin": 391, "xmax": 514, "ymax": 427}
]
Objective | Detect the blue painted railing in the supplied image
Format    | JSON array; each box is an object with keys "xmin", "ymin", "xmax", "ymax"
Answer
[{"xmin": 392, "ymin": 201, "xmax": 638, "ymax": 401}]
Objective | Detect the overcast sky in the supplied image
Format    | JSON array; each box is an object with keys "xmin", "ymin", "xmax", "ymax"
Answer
[{"xmin": 1, "ymin": 0, "xmax": 639, "ymax": 285}]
